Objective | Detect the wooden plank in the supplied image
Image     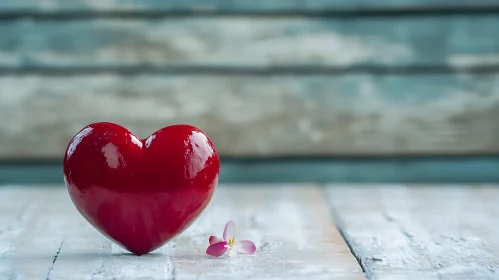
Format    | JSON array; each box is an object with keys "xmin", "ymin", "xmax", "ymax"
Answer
[
  {"xmin": 0, "ymin": 187, "xmax": 44, "ymax": 279},
  {"xmin": 0, "ymin": 185, "xmax": 364, "ymax": 279},
  {"xmin": 1, "ymin": 73, "xmax": 499, "ymax": 158},
  {"xmin": 325, "ymin": 184, "xmax": 499, "ymax": 279},
  {"xmin": 0, "ymin": 0, "xmax": 497, "ymax": 13},
  {"xmin": 6, "ymin": 157, "xmax": 499, "ymax": 184},
  {"xmin": 1, "ymin": 17, "xmax": 499, "ymax": 69},
  {"xmin": 169, "ymin": 185, "xmax": 364, "ymax": 279},
  {"xmin": 0, "ymin": 186, "xmax": 82, "ymax": 279}
]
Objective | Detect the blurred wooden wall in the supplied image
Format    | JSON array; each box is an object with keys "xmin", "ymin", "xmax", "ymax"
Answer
[{"xmin": 1, "ymin": 0, "xmax": 499, "ymax": 160}]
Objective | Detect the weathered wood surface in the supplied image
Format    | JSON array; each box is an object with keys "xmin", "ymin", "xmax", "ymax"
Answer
[
  {"xmin": 1, "ymin": 73, "xmax": 499, "ymax": 159},
  {"xmin": 0, "ymin": 185, "xmax": 364, "ymax": 280},
  {"xmin": 326, "ymin": 185, "xmax": 499, "ymax": 279},
  {"xmin": 1, "ymin": 17, "xmax": 499, "ymax": 68},
  {"xmin": 0, "ymin": 0, "xmax": 497, "ymax": 12}
]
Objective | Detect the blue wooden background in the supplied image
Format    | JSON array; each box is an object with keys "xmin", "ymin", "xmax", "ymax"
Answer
[
  {"xmin": 3, "ymin": 157, "xmax": 499, "ymax": 184},
  {"xmin": 1, "ymin": 0, "xmax": 499, "ymax": 183}
]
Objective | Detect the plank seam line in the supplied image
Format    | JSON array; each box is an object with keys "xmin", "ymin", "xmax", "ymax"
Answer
[
  {"xmin": 90, "ymin": 241, "xmax": 112, "ymax": 280},
  {"xmin": 2, "ymin": 7, "xmax": 499, "ymax": 20},
  {"xmin": 170, "ymin": 256, "xmax": 176, "ymax": 280},
  {"xmin": 336, "ymin": 226, "xmax": 372, "ymax": 279},
  {"xmin": 1, "ymin": 65, "xmax": 499, "ymax": 76},
  {"xmin": 168, "ymin": 242, "xmax": 177, "ymax": 280},
  {"xmin": 320, "ymin": 186, "xmax": 371, "ymax": 279},
  {"xmin": 90, "ymin": 259, "xmax": 106, "ymax": 280},
  {"xmin": 45, "ymin": 236, "xmax": 66, "ymax": 280}
]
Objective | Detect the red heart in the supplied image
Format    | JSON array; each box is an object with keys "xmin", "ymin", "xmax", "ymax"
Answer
[{"xmin": 63, "ymin": 122, "xmax": 220, "ymax": 255}]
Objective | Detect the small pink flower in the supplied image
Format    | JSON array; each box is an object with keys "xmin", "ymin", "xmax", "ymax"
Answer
[{"xmin": 206, "ymin": 220, "xmax": 256, "ymax": 257}]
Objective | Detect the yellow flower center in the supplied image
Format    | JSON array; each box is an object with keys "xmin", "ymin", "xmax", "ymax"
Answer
[{"xmin": 228, "ymin": 237, "xmax": 235, "ymax": 247}]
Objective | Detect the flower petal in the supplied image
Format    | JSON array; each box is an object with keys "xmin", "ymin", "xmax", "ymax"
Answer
[
  {"xmin": 209, "ymin": 236, "xmax": 223, "ymax": 245},
  {"xmin": 223, "ymin": 220, "xmax": 236, "ymax": 242},
  {"xmin": 237, "ymin": 240, "xmax": 256, "ymax": 255},
  {"xmin": 206, "ymin": 241, "xmax": 228, "ymax": 257}
]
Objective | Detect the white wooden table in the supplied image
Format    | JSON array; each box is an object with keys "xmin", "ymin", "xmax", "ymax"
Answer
[{"xmin": 1, "ymin": 184, "xmax": 499, "ymax": 280}]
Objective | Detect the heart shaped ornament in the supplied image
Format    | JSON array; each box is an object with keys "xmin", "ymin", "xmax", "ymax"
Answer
[{"xmin": 63, "ymin": 122, "xmax": 220, "ymax": 255}]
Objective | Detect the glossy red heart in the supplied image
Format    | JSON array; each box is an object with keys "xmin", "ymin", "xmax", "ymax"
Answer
[{"xmin": 63, "ymin": 122, "xmax": 220, "ymax": 255}]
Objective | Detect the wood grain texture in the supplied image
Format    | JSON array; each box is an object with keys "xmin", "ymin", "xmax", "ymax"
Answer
[
  {"xmin": 0, "ymin": 185, "xmax": 364, "ymax": 280},
  {"xmin": 325, "ymin": 184, "xmax": 499, "ymax": 279},
  {"xmin": 0, "ymin": 0, "xmax": 498, "ymax": 12},
  {"xmin": 1, "ymin": 16, "xmax": 499, "ymax": 68},
  {"xmin": 1, "ymin": 73, "xmax": 499, "ymax": 158},
  {"xmin": 0, "ymin": 187, "xmax": 80, "ymax": 279}
]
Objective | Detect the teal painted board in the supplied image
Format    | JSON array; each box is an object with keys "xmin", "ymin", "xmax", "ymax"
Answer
[
  {"xmin": 0, "ymin": 0, "xmax": 498, "ymax": 12},
  {"xmin": 221, "ymin": 158, "xmax": 499, "ymax": 183},
  {"xmin": 1, "ymin": 73, "xmax": 499, "ymax": 158},
  {"xmin": 1, "ymin": 16, "xmax": 499, "ymax": 68},
  {"xmin": 2, "ymin": 157, "xmax": 499, "ymax": 184}
]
